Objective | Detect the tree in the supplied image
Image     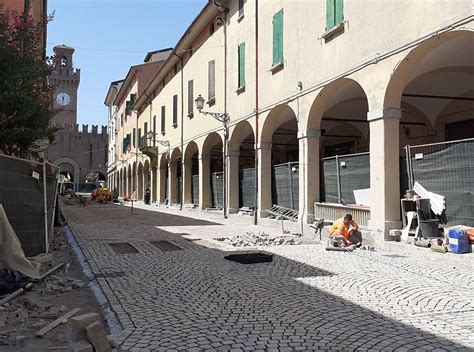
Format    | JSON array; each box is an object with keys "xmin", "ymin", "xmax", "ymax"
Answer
[{"xmin": 0, "ymin": 4, "xmax": 56, "ymax": 157}]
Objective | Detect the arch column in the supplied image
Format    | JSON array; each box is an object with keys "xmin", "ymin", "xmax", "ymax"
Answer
[
  {"xmin": 151, "ymin": 166, "xmax": 157, "ymax": 203},
  {"xmin": 257, "ymin": 143, "xmax": 272, "ymax": 218},
  {"xmin": 157, "ymin": 165, "xmax": 167, "ymax": 203},
  {"xmin": 228, "ymin": 149, "xmax": 240, "ymax": 214},
  {"xmin": 298, "ymin": 130, "xmax": 321, "ymax": 224},
  {"xmin": 199, "ymin": 154, "xmax": 210, "ymax": 210},
  {"xmin": 182, "ymin": 160, "xmax": 193, "ymax": 204},
  {"xmin": 169, "ymin": 161, "xmax": 177, "ymax": 204},
  {"xmin": 368, "ymin": 108, "xmax": 402, "ymax": 235}
]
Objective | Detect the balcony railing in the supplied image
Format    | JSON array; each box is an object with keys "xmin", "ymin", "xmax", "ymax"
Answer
[{"xmin": 138, "ymin": 135, "xmax": 158, "ymax": 159}]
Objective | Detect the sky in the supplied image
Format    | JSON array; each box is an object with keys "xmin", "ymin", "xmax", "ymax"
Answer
[{"xmin": 47, "ymin": 0, "xmax": 207, "ymax": 127}]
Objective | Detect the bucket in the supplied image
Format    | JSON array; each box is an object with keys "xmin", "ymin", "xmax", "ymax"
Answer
[{"xmin": 419, "ymin": 219, "xmax": 439, "ymax": 238}]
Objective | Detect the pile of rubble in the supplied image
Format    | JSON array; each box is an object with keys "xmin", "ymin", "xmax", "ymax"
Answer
[
  {"xmin": 68, "ymin": 312, "xmax": 116, "ymax": 352},
  {"xmin": 215, "ymin": 231, "xmax": 301, "ymax": 247}
]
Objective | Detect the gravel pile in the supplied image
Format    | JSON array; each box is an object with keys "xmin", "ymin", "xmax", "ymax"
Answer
[{"xmin": 215, "ymin": 231, "xmax": 300, "ymax": 247}]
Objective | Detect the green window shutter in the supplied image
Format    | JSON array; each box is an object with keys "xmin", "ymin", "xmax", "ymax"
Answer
[
  {"xmin": 238, "ymin": 42, "xmax": 246, "ymax": 87},
  {"xmin": 133, "ymin": 128, "xmax": 136, "ymax": 147},
  {"xmin": 326, "ymin": 0, "xmax": 335, "ymax": 30},
  {"xmin": 272, "ymin": 9, "xmax": 283, "ymax": 65},
  {"xmin": 335, "ymin": 0, "xmax": 344, "ymax": 25}
]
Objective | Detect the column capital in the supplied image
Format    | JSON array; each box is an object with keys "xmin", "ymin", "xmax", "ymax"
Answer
[
  {"xmin": 297, "ymin": 129, "xmax": 322, "ymax": 139},
  {"xmin": 367, "ymin": 108, "xmax": 402, "ymax": 122},
  {"xmin": 256, "ymin": 142, "xmax": 272, "ymax": 150}
]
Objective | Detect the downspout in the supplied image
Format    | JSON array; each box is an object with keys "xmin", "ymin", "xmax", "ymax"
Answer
[
  {"xmin": 224, "ymin": 9, "xmax": 228, "ymax": 219},
  {"xmin": 145, "ymin": 92, "xmax": 152, "ymax": 196},
  {"xmin": 254, "ymin": 0, "xmax": 259, "ymax": 225},
  {"xmin": 172, "ymin": 52, "xmax": 184, "ymax": 211}
]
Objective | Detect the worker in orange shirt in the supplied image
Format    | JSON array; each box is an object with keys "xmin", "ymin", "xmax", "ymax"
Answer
[{"xmin": 328, "ymin": 214, "xmax": 362, "ymax": 247}]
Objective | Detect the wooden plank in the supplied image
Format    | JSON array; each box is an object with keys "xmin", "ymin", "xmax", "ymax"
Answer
[{"xmin": 36, "ymin": 308, "xmax": 81, "ymax": 338}]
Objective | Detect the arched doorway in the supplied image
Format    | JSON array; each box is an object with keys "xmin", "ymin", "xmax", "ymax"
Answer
[
  {"xmin": 202, "ymin": 132, "xmax": 223, "ymax": 209},
  {"xmin": 137, "ymin": 162, "xmax": 144, "ymax": 200},
  {"xmin": 229, "ymin": 120, "xmax": 255, "ymax": 212},
  {"xmin": 183, "ymin": 141, "xmax": 199, "ymax": 205}
]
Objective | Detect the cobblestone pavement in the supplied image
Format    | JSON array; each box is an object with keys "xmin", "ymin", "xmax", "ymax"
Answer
[{"xmin": 61, "ymin": 202, "xmax": 474, "ymax": 351}]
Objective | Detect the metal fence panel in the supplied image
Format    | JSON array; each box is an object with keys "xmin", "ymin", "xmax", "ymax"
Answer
[
  {"xmin": 271, "ymin": 162, "xmax": 299, "ymax": 210},
  {"xmin": 407, "ymin": 139, "xmax": 474, "ymax": 226},
  {"xmin": 239, "ymin": 168, "xmax": 255, "ymax": 208},
  {"xmin": 0, "ymin": 155, "xmax": 59, "ymax": 256},
  {"xmin": 321, "ymin": 153, "xmax": 370, "ymax": 205},
  {"xmin": 177, "ymin": 177, "xmax": 182, "ymax": 204},
  {"xmin": 192, "ymin": 174, "xmax": 199, "ymax": 205},
  {"xmin": 210, "ymin": 172, "xmax": 223, "ymax": 208},
  {"xmin": 165, "ymin": 177, "xmax": 169, "ymax": 199},
  {"xmin": 339, "ymin": 153, "xmax": 370, "ymax": 204}
]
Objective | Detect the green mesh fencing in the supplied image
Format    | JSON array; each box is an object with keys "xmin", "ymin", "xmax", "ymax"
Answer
[
  {"xmin": 210, "ymin": 171, "xmax": 223, "ymax": 208},
  {"xmin": 239, "ymin": 168, "xmax": 255, "ymax": 208},
  {"xmin": 271, "ymin": 162, "xmax": 299, "ymax": 210},
  {"xmin": 192, "ymin": 174, "xmax": 199, "ymax": 205}
]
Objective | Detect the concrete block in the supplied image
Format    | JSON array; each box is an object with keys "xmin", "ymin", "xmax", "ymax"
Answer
[
  {"xmin": 86, "ymin": 320, "xmax": 112, "ymax": 352},
  {"xmin": 69, "ymin": 313, "xmax": 100, "ymax": 332},
  {"xmin": 68, "ymin": 340, "xmax": 93, "ymax": 352}
]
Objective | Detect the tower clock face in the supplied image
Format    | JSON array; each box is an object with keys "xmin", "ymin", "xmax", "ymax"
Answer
[{"xmin": 56, "ymin": 92, "xmax": 71, "ymax": 106}]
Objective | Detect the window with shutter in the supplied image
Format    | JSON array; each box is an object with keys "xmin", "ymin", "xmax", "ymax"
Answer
[
  {"xmin": 208, "ymin": 60, "xmax": 215, "ymax": 103},
  {"xmin": 238, "ymin": 42, "xmax": 246, "ymax": 88},
  {"xmin": 173, "ymin": 95, "xmax": 178, "ymax": 127},
  {"xmin": 238, "ymin": 0, "xmax": 244, "ymax": 18},
  {"xmin": 326, "ymin": 0, "xmax": 343, "ymax": 31},
  {"xmin": 144, "ymin": 122, "xmax": 148, "ymax": 137},
  {"xmin": 272, "ymin": 9, "xmax": 283, "ymax": 66},
  {"xmin": 133, "ymin": 128, "xmax": 136, "ymax": 147},
  {"xmin": 188, "ymin": 80, "xmax": 194, "ymax": 118},
  {"xmin": 161, "ymin": 106, "xmax": 165, "ymax": 135}
]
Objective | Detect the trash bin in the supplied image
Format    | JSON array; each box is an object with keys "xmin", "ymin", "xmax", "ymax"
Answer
[{"xmin": 144, "ymin": 186, "xmax": 151, "ymax": 205}]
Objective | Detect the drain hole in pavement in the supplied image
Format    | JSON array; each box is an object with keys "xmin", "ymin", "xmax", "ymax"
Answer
[
  {"xmin": 225, "ymin": 252, "xmax": 273, "ymax": 264},
  {"xmin": 109, "ymin": 243, "xmax": 139, "ymax": 254},
  {"xmin": 150, "ymin": 240, "xmax": 183, "ymax": 252}
]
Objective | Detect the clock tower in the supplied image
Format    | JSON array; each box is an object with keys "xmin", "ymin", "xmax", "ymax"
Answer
[{"xmin": 50, "ymin": 45, "xmax": 80, "ymax": 126}]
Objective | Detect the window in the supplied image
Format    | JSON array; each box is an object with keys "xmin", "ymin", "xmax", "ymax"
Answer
[
  {"xmin": 208, "ymin": 60, "xmax": 215, "ymax": 104},
  {"xmin": 173, "ymin": 95, "xmax": 178, "ymax": 127},
  {"xmin": 144, "ymin": 122, "xmax": 148, "ymax": 144},
  {"xmin": 326, "ymin": 0, "xmax": 344, "ymax": 31},
  {"xmin": 121, "ymin": 113, "xmax": 123, "ymax": 127},
  {"xmin": 187, "ymin": 80, "xmax": 194, "ymax": 118},
  {"xmin": 238, "ymin": 42, "xmax": 246, "ymax": 88},
  {"xmin": 238, "ymin": 0, "xmax": 244, "ymax": 18},
  {"xmin": 132, "ymin": 128, "xmax": 136, "ymax": 147},
  {"xmin": 161, "ymin": 106, "xmax": 166, "ymax": 135},
  {"xmin": 138, "ymin": 128, "xmax": 141, "ymax": 142},
  {"xmin": 153, "ymin": 115, "xmax": 156, "ymax": 146},
  {"xmin": 272, "ymin": 9, "xmax": 284, "ymax": 66}
]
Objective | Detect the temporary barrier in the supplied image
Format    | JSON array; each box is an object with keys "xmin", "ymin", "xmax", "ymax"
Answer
[
  {"xmin": 405, "ymin": 138, "xmax": 474, "ymax": 226},
  {"xmin": 192, "ymin": 174, "xmax": 199, "ymax": 205},
  {"xmin": 210, "ymin": 171, "xmax": 223, "ymax": 208},
  {"xmin": 0, "ymin": 155, "xmax": 59, "ymax": 256},
  {"xmin": 239, "ymin": 168, "xmax": 255, "ymax": 208},
  {"xmin": 165, "ymin": 177, "xmax": 169, "ymax": 200},
  {"xmin": 177, "ymin": 177, "xmax": 182, "ymax": 204},
  {"xmin": 321, "ymin": 152, "xmax": 370, "ymax": 205},
  {"xmin": 271, "ymin": 162, "xmax": 299, "ymax": 210}
]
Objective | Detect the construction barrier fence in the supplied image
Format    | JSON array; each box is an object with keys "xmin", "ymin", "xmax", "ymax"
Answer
[
  {"xmin": 405, "ymin": 138, "xmax": 474, "ymax": 226},
  {"xmin": 320, "ymin": 152, "xmax": 370, "ymax": 205},
  {"xmin": 0, "ymin": 154, "xmax": 60, "ymax": 256},
  {"xmin": 210, "ymin": 171, "xmax": 223, "ymax": 208},
  {"xmin": 192, "ymin": 174, "xmax": 199, "ymax": 205},
  {"xmin": 239, "ymin": 168, "xmax": 255, "ymax": 208},
  {"xmin": 271, "ymin": 162, "xmax": 299, "ymax": 210}
]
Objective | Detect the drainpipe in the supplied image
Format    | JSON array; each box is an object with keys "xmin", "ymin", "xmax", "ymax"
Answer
[
  {"xmin": 224, "ymin": 9, "xmax": 228, "ymax": 219},
  {"xmin": 172, "ymin": 52, "xmax": 184, "ymax": 211},
  {"xmin": 254, "ymin": 0, "xmax": 259, "ymax": 225}
]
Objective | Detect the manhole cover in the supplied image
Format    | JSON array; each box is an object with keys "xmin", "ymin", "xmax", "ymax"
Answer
[
  {"xmin": 150, "ymin": 240, "xmax": 183, "ymax": 252},
  {"xmin": 109, "ymin": 243, "xmax": 139, "ymax": 254},
  {"xmin": 225, "ymin": 252, "xmax": 273, "ymax": 264}
]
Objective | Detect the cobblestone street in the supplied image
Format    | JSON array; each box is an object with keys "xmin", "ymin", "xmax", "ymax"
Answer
[{"xmin": 61, "ymin": 202, "xmax": 474, "ymax": 351}]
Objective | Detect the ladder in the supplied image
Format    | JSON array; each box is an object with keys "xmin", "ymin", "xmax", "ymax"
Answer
[{"xmin": 266, "ymin": 205, "xmax": 299, "ymax": 222}]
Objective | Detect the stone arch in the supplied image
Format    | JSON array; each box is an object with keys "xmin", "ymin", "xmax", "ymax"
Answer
[
  {"xmin": 260, "ymin": 104, "xmax": 298, "ymax": 144},
  {"xmin": 183, "ymin": 141, "xmax": 200, "ymax": 205},
  {"xmin": 384, "ymin": 30, "xmax": 474, "ymax": 109},
  {"xmin": 53, "ymin": 157, "xmax": 80, "ymax": 185},
  {"xmin": 229, "ymin": 120, "xmax": 255, "ymax": 151}
]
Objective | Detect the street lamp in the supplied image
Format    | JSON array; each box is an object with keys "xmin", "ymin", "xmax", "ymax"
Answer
[{"xmin": 195, "ymin": 94, "xmax": 230, "ymax": 218}]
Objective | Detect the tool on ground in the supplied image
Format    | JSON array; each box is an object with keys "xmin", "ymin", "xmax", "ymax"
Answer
[{"xmin": 310, "ymin": 218, "xmax": 333, "ymax": 241}]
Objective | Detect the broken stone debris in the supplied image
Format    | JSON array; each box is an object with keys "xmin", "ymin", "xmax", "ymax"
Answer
[
  {"xmin": 68, "ymin": 312, "xmax": 113, "ymax": 352},
  {"xmin": 86, "ymin": 320, "xmax": 112, "ymax": 352},
  {"xmin": 69, "ymin": 340, "xmax": 93, "ymax": 352},
  {"xmin": 215, "ymin": 231, "xmax": 301, "ymax": 247}
]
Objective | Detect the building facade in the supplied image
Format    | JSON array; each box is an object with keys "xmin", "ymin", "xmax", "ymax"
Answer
[
  {"xmin": 109, "ymin": 0, "xmax": 474, "ymax": 236},
  {"xmin": 48, "ymin": 45, "xmax": 108, "ymax": 186}
]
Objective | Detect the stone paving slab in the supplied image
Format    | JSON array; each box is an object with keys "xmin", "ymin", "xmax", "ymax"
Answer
[{"xmin": 61, "ymin": 201, "xmax": 474, "ymax": 351}]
